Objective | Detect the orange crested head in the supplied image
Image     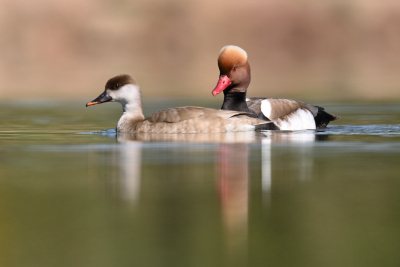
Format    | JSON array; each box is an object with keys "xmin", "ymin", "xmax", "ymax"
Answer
[{"xmin": 218, "ymin": 45, "xmax": 248, "ymax": 75}]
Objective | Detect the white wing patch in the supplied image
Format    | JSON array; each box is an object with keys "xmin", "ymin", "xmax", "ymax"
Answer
[
  {"xmin": 260, "ymin": 100, "xmax": 272, "ymax": 118},
  {"xmin": 261, "ymin": 99, "xmax": 316, "ymax": 130},
  {"xmin": 275, "ymin": 109, "xmax": 316, "ymax": 130}
]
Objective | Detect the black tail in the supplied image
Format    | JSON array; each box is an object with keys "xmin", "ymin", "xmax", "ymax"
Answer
[
  {"xmin": 314, "ymin": 106, "xmax": 340, "ymax": 129},
  {"xmin": 255, "ymin": 122, "xmax": 279, "ymax": 131}
]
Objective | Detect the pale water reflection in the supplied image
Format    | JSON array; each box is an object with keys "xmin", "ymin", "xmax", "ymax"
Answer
[
  {"xmin": 118, "ymin": 143, "xmax": 142, "ymax": 202},
  {"xmin": 261, "ymin": 131, "xmax": 317, "ymax": 206}
]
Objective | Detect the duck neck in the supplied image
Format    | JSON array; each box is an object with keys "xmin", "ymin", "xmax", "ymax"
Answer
[
  {"xmin": 116, "ymin": 101, "xmax": 145, "ymax": 132},
  {"xmin": 221, "ymin": 91, "xmax": 251, "ymax": 112}
]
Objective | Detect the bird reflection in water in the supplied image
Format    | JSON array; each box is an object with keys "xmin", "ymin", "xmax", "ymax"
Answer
[
  {"xmin": 117, "ymin": 131, "xmax": 261, "ymax": 143},
  {"xmin": 261, "ymin": 130, "xmax": 317, "ymax": 205},
  {"xmin": 213, "ymin": 130, "xmax": 318, "ymax": 265},
  {"xmin": 117, "ymin": 142, "xmax": 142, "ymax": 203},
  {"xmin": 106, "ymin": 130, "xmax": 320, "ymax": 266},
  {"xmin": 216, "ymin": 143, "xmax": 250, "ymax": 266}
]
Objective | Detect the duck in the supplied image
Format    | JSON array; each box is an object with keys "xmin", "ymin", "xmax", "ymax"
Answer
[
  {"xmin": 211, "ymin": 45, "xmax": 340, "ymax": 130},
  {"xmin": 86, "ymin": 74, "xmax": 271, "ymax": 133}
]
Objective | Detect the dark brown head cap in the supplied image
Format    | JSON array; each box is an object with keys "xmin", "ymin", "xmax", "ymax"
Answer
[{"xmin": 105, "ymin": 74, "xmax": 139, "ymax": 91}]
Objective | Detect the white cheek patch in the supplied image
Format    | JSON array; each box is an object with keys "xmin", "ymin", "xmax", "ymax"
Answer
[
  {"xmin": 276, "ymin": 109, "xmax": 316, "ymax": 130},
  {"xmin": 109, "ymin": 84, "xmax": 141, "ymax": 102},
  {"xmin": 107, "ymin": 89, "xmax": 119, "ymax": 101}
]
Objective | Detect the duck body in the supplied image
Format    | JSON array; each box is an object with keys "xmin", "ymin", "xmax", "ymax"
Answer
[
  {"xmin": 120, "ymin": 106, "xmax": 268, "ymax": 133},
  {"xmin": 212, "ymin": 45, "xmax": 339, "ymax": 130},
  {"xmin": 87, "ymin": 74, "xmax": 270, "ymax": 133}
]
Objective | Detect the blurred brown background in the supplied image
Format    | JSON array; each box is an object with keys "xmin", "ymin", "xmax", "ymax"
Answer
[{"xmin": 1, "ymin": 0, "xmax": 400, "ymax": 101}]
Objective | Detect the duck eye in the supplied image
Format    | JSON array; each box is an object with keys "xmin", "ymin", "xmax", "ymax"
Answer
[
  {"xmin": 114, "ymin": 83, "xmax": 119, "ymax": 89},
  {"xmin": 232, "ymin": 67, "xmax": 236, "ymax": 72}
]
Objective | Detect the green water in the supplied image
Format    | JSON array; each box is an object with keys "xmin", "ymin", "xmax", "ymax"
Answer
[{"xmin": 1, "ymin": 100, "xmax": 400, "ymax": 267}]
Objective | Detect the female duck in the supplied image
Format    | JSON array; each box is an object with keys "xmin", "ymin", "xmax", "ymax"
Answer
[{"xmin": 87, "ymin": 74, "xmax": 270, "ymax": 133}]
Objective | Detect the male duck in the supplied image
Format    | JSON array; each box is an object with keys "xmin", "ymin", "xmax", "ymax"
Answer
[{"xmin": 212, "ymin": 45, "xmax": 339, "ymax": 130}]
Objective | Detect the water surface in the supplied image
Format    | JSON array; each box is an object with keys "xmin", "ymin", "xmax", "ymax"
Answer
[{"xmin": 1, "ymin": 100, "xmax": 400, "ymax": 267}]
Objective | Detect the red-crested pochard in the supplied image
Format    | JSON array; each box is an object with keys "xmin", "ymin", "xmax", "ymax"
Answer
[
  {"xmin": 87, "ymin": 74, "xmax": 271, "ymax": 133},
  {"xmin": 212, "ymin": 45, "xmax": 340, "ymax": 130}
]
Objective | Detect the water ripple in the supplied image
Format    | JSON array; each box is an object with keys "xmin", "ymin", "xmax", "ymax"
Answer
[{"xmin": 317, "ymin": 124, "xmax": 400, "ymax": 137}]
